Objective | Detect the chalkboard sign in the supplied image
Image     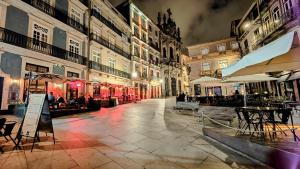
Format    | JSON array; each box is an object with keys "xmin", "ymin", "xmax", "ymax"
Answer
[{"xmin": 21, "ymin": 94, "xmax": 45, "ymax": 137}]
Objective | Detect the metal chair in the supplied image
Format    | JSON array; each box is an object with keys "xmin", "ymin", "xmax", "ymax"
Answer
[
  {"xmin": 0, "ymin": 121, "xmax": 17, "ymax": 153},
  {"xmin": 0, "ymin": 118, "xmax": 8, "ymax": 142}
]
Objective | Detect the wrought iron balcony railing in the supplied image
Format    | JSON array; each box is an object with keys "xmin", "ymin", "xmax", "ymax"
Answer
[
  {"xmin": 22, "ymin": 0, "xmax": 87, "ymax": 34},
  {"xmin": 90, "ymin": 33, "xmax": 131, "ymax": 60},
  {"xmin": 0, "ymin": 27, "xmax": 87, "ymax": 65},
  {"xmin": 91, "ymin": 9, "xmax": 127, "ymax": 39},
  {"xmin": 89, "ymin": 61, "xmax": 131, "ymax": 79},
  {"xmin": 148, "ymin": 42, "xmax": 160, "ymax": 51}
]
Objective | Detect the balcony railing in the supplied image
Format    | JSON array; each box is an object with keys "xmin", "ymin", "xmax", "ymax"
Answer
[
  {"xmin": 90, "ymin": 33, "xmax": 131, "ymax": 60},
  {"xmin": 91, "ymin": 9, "xmax": 125, "ymax": 38},
  {"xmin": 251, "ymin": 7, "xmax": 299, "ymax": 51},
  {"xmin": 22, "ymin": 0, "xmax": 87, "ymax": 34},
  {"xmin": 148, "ymin": 42, "xmax": 160, "ymax": 51},
  {"xmin": 0, "ymin": 27, "xmax": 87, "ymax": 65},
  {"xmin": 89, "ymin": 61, "xmax": 131, "ymax": 79}
]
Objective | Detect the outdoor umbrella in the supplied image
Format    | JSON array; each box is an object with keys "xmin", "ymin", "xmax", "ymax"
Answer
[
  {"xmin": 222, "ymin": 31, "xmax": 300, "ymax": 78},
  {"xmin": 223, "ymin": 74, "xmax": 279, "ymax": 107}
]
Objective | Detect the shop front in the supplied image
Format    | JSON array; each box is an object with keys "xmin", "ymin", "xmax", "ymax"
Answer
[{"xmin": 92, "ymin": 82, "xmax": 137, "ymax": 107}]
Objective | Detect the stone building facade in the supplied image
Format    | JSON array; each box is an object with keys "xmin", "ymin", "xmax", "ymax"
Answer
[{"xmin": 187, "ymin": 38, "xmax": 241, "ymax": 96}]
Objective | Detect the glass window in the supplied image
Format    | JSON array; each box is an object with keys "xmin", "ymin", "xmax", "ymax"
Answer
[
  {"xmin": 25, "ymin": 63, "xmax": 49, "ymax": 73},
  {"xmin": 272, "ymin": 6, "xmax": 280, "ymax": 22},
  {"xmin": 67, "ymin": 71, "xmax": 79, "ymax": 78},
  {"xmin": 149, "ymin": 25, "xmax": 152, "ymax": 32},
  {"xmin": 202, "ymin": 62, "xmax": 211, "ymax": 71},
  {"xmin": 217, "ymin": 44, "xmax": 226, "ymax": 52},
  {"xmin": 122, "ymin": 64, "xmax": 128, "ymax": 72},
  {"xmin": 69, "ymin": 39, "xmax": 80, "ymax": 55},
  {"xmin": 219, "ymin": 60, "xmax": 228, "ymax": 69},
  {"xmin": 70, "ymin": 8, "xmax": 81, "ymax": 28},
  {"xmin": 109, "ymin": 58, "xmax": 116, "ymax": 68},
  {"xmin": 32, "ymin": 23, "xmax": 48, "ymax": 48},
  {"xmin": 92, "ymin": 50, "xmax": 101, "ymax": 63},
  {"xmin": 231, "ymin": 42, "xmax": 239, "ymax": 49},
  {"xmin": 201, "ymin": 48, "xmax": 209, "ymax": 55}
]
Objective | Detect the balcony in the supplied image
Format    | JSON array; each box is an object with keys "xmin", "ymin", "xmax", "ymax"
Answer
[
  {"xmin": 91, "ymin": 9, "xmax": 126, "ymax": 39},
  {"xmin": 141, "ymin": 72, "xmax": 148, "ymax": 79},
  {"xmin": 22, "ymin": 0, "xmax": 87, "ymax": 34},
  {"xmin": 258, "ymin": 0, "xmax": 270, "ymax": 14},
  {"xmin": 0, "ymin": 27, "xmax": 87, "ymax": 65},
  {"xmin": 141, "ymin": 36, "xmax": 147, "ymax": 43},
  {"xmin": 90, "ymin": 33, "xmax": 131, "ymax": 60},
  {"xmin": 89, "ymin": 61, "xmax": 130, "ymax": 79}
]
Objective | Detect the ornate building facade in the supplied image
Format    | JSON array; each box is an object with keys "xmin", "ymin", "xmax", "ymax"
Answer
[
  {"xmin": 157, "ymin": 9, "xmax": 184, "ymax": 97},
  {"xmin": 116, "ymin": 0, "xmax": 162, "ymax": 99}
]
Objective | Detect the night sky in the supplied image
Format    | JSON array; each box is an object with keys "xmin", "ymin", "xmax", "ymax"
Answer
[{"xmin": 109, "ymin": 0, "xmax": 254, "ymax": 46}]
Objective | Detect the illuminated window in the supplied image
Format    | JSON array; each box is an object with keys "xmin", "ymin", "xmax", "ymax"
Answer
[
  {"xmin": 217, "ymin": 44, "xmax": 226, "ymax": 52},
  {"xmin": 231, "ymin": 42, "xmax": 239, "ymax": 49},
  {"xmin": 202, "ymin": 62, "xmax": 211, "ymax": 71},
  {"xmin": 92, "ymin": 50, "xmax": 101, "ymax": 63},
  {"xmin": 219, "ymin": 60, "xmax": 228, "ymax": 69},
  {"xmin": 201, "ymin": 48, "xmax": 209, "ymax": 55},
  {"xmin": 25, "ymin": 63, "xmax": 49, "ymax": 73},
  {"xmin": 67, "ymin": 71, "xmax": 79, "ymax": 78}
]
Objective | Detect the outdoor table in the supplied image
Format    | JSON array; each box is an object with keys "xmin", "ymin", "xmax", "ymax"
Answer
[{"xmin": 240, "ymin": 106, "xmax": 293, "ymax": 139}]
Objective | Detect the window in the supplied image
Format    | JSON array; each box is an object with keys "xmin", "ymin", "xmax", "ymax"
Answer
[
  {"xmin": 201, "ymin": 48, "xmax": 209, "ymax": 55},
  {"xmin": 133, "ymin": 45, "xmax": 139, "ymax": 56},
  {"xmin": 283, "ymin": 0, "xmax": 293, "ymax": 16},
  {"xmin": 231, "ymin": 42, "xmax": 239, "ymax": 49},
  {"xmin": 155, "ymin": 31, "xmax": 158, "ymax": 36},
  {"xmin": 25, "ymin": 63, "xmax": 49, "ymax": 73},
  {"xmin": 134, "ymin": 26, "xmax": 139, "ymax": 37},
  {"xmin": 142, "ymin": 49, "xmax": 147, "ymax": 60},
  {"xmin": 70, "ymin": 8, "xmax": 81, "ymax": 28},
  {"xmin": 67, "ymin": 71, "xmax": 79, "ymax": 78},
  {"xmin": 149, "ymin": 25, "xmax": 152, "ymax": 32},
  {"xmin": 170, "ymin": 47, "xmax": 174, "ymax": 60},
  {"xmin": 219, "ymin": 60, "xmax": 228, "ymax": 69},
  {"xmin": 32, "ymin": 23, "xmax": 48, "ymax": 48},
  {"xmin": 122, "ymin": 64, "xmax": 128, "ymax": 72},
  {"xmin": 69, "ymin": 39, "xmax": 80, "ymax": 55},
  {"xmin": 264, "ymin": 16, "xmax": 270, "ymax": 32},
  {"xmin": 202, "ymin": 62, "xmax": 211, "ymax": 71},
  {"xmin": 272, "ymin": 6, "xmax": 280, "ymax": 22},
  {"xmin": 92, "ymin": 50, "xmax": 101, "ymax": 63},
  {"xmin": 217, "ymin": 44, "xmax": 226, "ymax": 52},
  {"xmin": 163, "ymin": 48, "xmax": 167, "ymax": 58},
  {"xmin": 108, "ymin": 58, "xmax": 116, "ymax": 68}
]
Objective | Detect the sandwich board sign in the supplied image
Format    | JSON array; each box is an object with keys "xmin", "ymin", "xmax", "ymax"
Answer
[
  {"xmin": 15, "ymin": 94, "xmax": 55, "ymax": 151},
  {"xmin": 21, "ymin": 94, "xmax": 45, "ymax": 137}
]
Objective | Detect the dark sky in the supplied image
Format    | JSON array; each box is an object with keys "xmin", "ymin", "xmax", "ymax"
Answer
[{"xmin": 109, "ymin": 0, "xmax": 254, "ymax": 46}]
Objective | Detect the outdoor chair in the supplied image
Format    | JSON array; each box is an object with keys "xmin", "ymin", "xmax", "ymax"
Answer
[
  {"xmin": 0, "ymin": 121, "xmax": 17, "ymax": 153},
  {"xmin": 266, "ymin": 109, "xmax": 300, "ymax": 141},
  {"xmin": 235, "ymin": 108, "xmax": 260, "ymax": 137},
  {"xmin": 0, "ymin": 118, "xmax": 8, "ymax": 142}
]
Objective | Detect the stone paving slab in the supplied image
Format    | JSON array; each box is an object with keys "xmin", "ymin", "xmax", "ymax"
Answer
[{"xmin": 0, "ymin": 99, "xmax": 265, "ymax": 169}]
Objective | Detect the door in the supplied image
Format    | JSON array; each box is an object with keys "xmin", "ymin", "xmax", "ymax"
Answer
[
  {"xmin": 0, "ymin": 77, "xmax": 3, "ymax": 109},
  {"xmin": 171, "ymin": 78, "xmax": 177, "ymax": 96}
]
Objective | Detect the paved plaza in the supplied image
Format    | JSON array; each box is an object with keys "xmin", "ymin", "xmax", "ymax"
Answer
[{"xmin": 0, "ymin": 99, "xmax": 266, "ymax": 169}]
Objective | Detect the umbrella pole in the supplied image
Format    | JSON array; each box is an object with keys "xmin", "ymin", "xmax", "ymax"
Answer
[{"xmin": 243, "ymin": 83, "xmax": 247, "ymax": 107}]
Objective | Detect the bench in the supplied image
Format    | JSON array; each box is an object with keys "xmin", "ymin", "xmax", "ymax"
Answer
[{"xmin": 174, "ymin": 102, "xmax": 199, "ymax": 111}]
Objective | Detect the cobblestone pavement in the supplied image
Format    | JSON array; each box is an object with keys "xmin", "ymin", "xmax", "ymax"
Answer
[{"xmin": 0, "ymin": 99, "xmax": 267, "ymax": 169}]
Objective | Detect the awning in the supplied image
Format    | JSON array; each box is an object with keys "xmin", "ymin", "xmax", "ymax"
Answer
[
  {"xmin": 191, "ymin": 76, "xmax": 221, "ymax": 84},
  {"xmin": 222, "ymin": 31, "xmax": 300, "ymax": 77},
  {"xmin": 223, "ymin": 74, "xmax": 278, "ymax": 83},
  {"xmin": 288, "ymin": 71, "xmax": 300, "ymax": 81}
]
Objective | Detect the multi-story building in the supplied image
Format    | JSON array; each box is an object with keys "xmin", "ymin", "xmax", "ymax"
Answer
[
  {"xmin": 0, "ymin": 0, "xmax": 89, "ymax": 110},
  {"xmin": 157, "ymin": 9, "xmax": 183, "ymax": 97},
  {"xmin": 235, "ymin": 0, "xmax": 300, "ymax": 101},
  {"xmin": 116, "ymin": 0, "xmax": 162, "ymax": 99},
  {"xmin": 187, "ymin": 38, "xmax": 241, "ymax": 96},
  {"xmin": 88, "ymin": 0, "xmax": 132, "ymax": 100},
  {"xmin": 180, "ymin": 51, "xmax": 191, "ymax": 95}
]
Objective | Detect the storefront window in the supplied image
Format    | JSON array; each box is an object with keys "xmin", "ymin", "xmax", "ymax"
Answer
[
  {"xmin": 67, "ymin": 71, "xmax": 79, "ymax": 78},
  {"xmin": 25, "ymin": 63, "xmax": 49, "ymax": 73}
]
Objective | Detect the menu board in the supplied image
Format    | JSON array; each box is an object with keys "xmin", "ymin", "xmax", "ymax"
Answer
[{"xmin": 21, "ymin": 94, "xmax": 46, "ymax": 138}]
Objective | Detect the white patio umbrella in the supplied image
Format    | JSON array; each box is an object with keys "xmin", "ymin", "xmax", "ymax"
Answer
[
  {"xmin": 222, "ymin": 31, "xmax": 300, "ymax": 78},
  {"xmin": 223, "ymin": 74, "xmax": 279, "ymax": 107}
]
